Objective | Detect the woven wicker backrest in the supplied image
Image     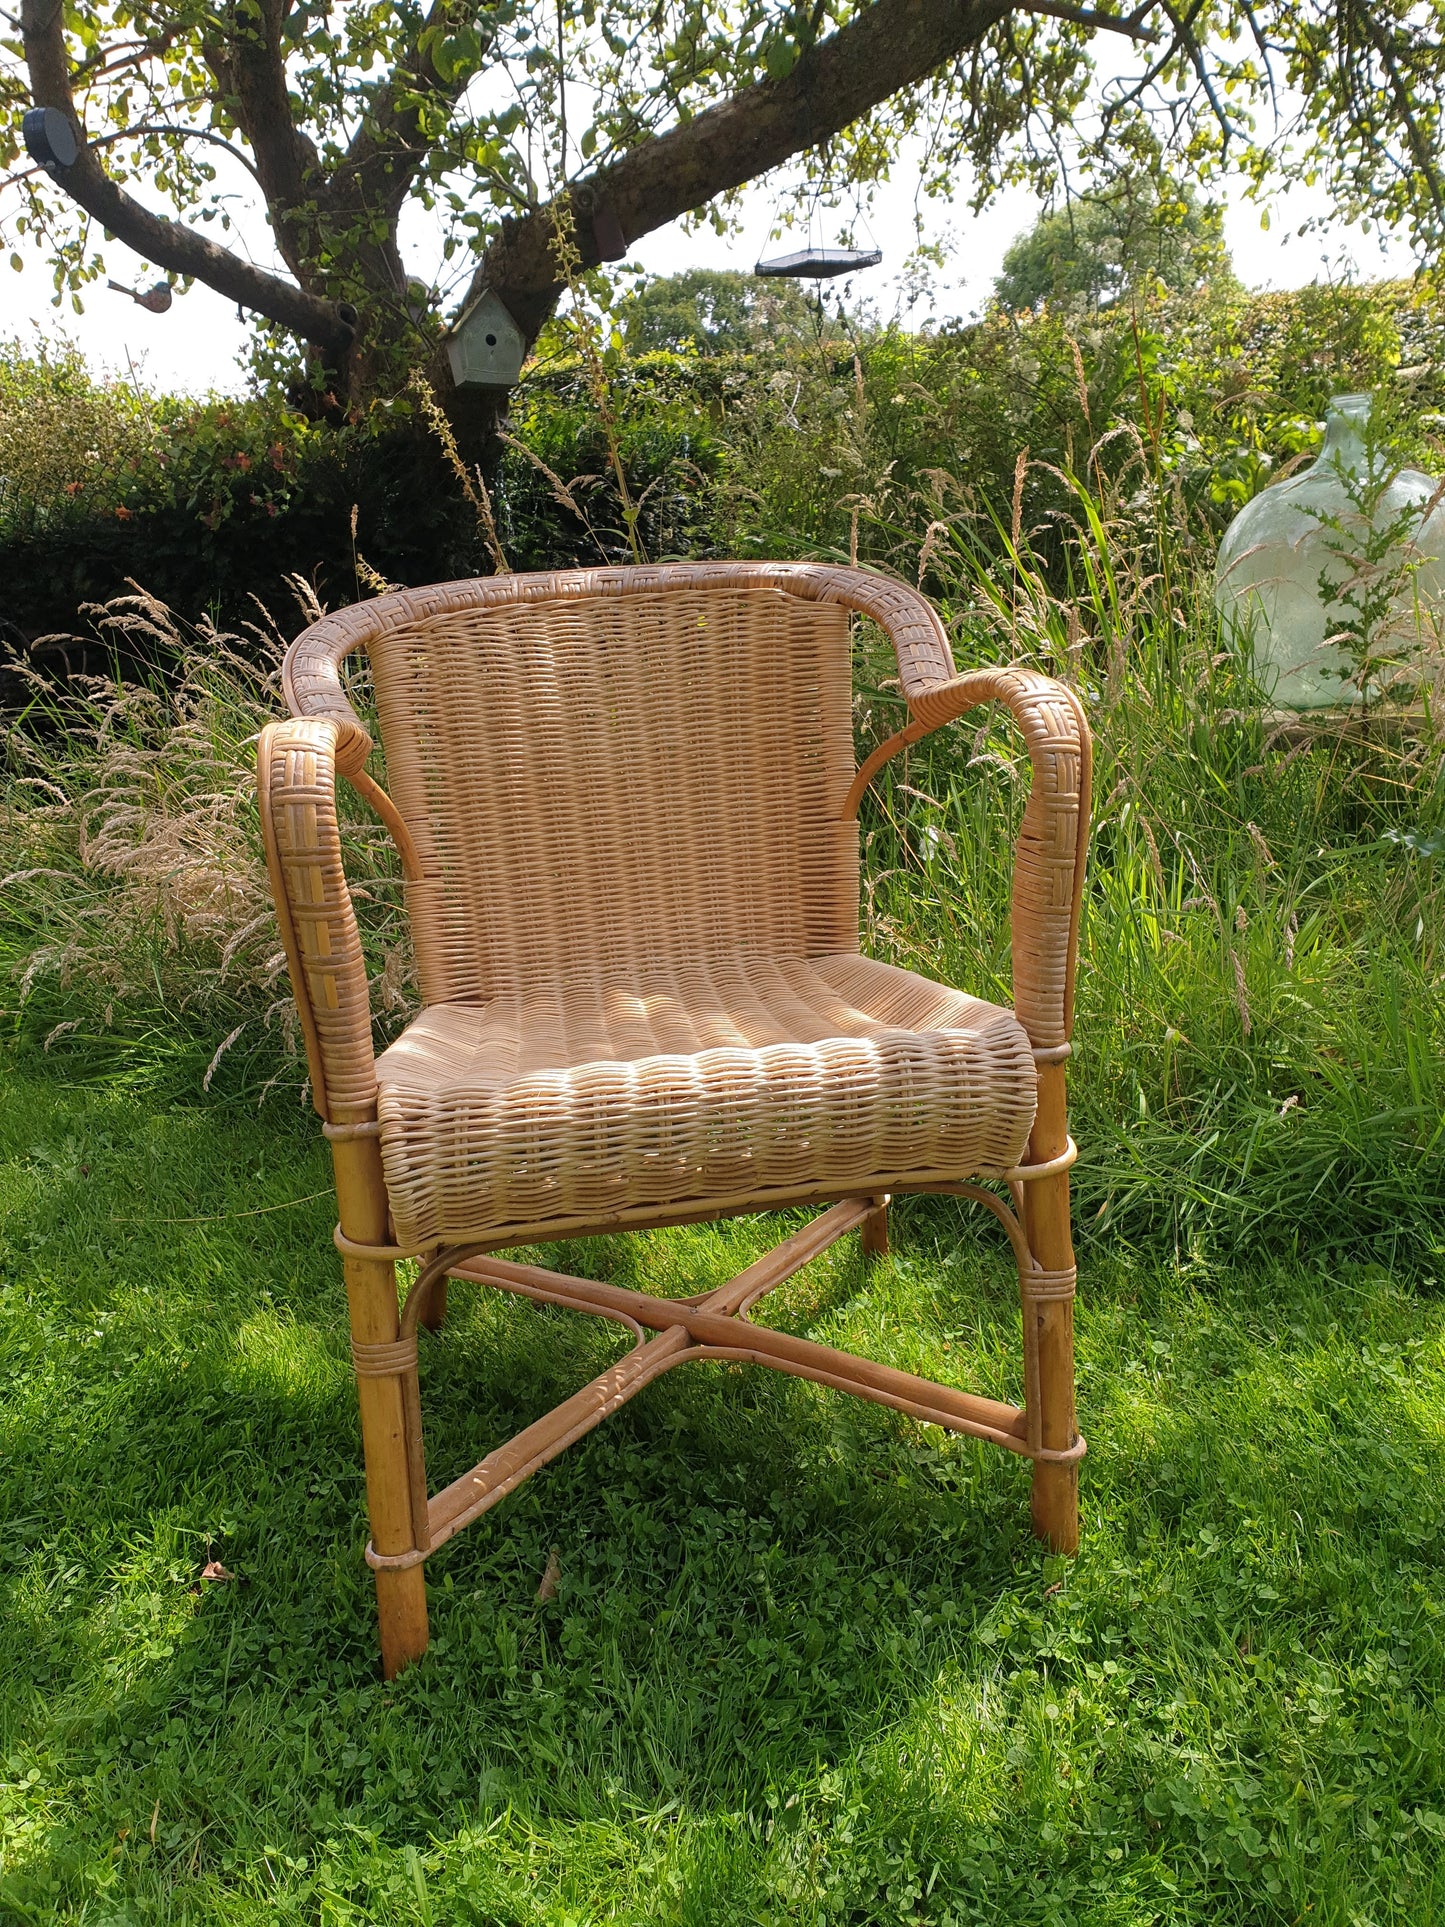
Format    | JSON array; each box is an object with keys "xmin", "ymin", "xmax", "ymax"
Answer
[{"xmin": 366, "ymin": 584, "xmax": 860, "ymax": 1005}]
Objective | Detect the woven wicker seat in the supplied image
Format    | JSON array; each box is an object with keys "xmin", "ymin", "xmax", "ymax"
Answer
[
  {"xmin": 257, "ymin": 562, "xmax": 1092, "ymax": 1677},
  {"xmin": 375, "ymin": 954, "xmax": 1038, "ymax": 1247}
]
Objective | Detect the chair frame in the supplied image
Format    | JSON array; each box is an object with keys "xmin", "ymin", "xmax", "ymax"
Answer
[{"xmin": 258, "ymin": 563, "xmax": 1091, "ymax": 1678}]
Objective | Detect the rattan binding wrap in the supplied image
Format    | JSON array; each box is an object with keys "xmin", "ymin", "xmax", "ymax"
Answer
[{"xmin": 350, "ymin": 1335, "xmax": 419, "ymax": 1378}]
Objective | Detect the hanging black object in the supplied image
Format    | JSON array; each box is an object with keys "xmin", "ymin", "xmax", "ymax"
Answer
[
  {"xmin": 754, "ymin": 247, "xmax": 881, "ymax": 280},
  {"xmin": 591, "ymin": 202, "xmax": 627, "ymax": 263},
  {"xmin": 24, "ymin": 106, "xmax": 79, "ymax": 178}
]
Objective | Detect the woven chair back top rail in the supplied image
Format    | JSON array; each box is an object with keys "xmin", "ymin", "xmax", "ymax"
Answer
[{"xmin": 282, "ymin": 563, "xmax": 956, "ymax": 772}]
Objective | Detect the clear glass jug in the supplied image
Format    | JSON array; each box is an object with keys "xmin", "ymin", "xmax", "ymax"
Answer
[{"xmin": 1214, "ymin": 393, "xmax": 1445, "ymax": 709}]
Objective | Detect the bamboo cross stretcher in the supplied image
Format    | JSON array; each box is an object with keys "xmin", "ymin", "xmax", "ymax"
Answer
[
  {"xmin": 258, "ymin": 562, "xmax": 1092, "ymax": 1678},
  {"xmin": 343, "ymin": 1164, "xmax": 1084, "ymax": 1576}
]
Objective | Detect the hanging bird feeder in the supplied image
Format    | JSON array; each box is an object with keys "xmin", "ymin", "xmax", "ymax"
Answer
[
  {"xmin": 23, "ymin": 106, "xmax": 78, "ymax": 178},
  {"xmin": 108, "ymin": 279, "xmax": 173, "ymax": 314},
  {"xmin": 754, "ymin": 246, "xmax": 881, "ymax": 280}
]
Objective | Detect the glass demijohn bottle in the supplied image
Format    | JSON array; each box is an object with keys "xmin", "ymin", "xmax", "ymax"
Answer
[{"xmin": 1214, "ymin": 393, "xmax": 1445, "ymax": 709}]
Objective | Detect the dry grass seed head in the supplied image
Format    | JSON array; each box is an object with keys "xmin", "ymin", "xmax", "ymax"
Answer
[{"xmin": 2, "ymin": 588, "xmax": 414, "ymax": 1067}]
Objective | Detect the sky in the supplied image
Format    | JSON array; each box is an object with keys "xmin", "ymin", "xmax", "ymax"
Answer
[{"xmin": 1, "ymin": 126, "xmax": 1419, "ymax": 397}]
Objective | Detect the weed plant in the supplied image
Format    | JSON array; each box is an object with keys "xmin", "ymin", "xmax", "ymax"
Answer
[
  {"xmin": 674, "ymin": 313, "xmax": 1444, "ymax": 1263},
  {"xmin": 4, "ymin": 394, "xmax": 1444, "ymax": 1268}
]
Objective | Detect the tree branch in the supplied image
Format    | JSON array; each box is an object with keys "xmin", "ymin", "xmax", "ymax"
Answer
[
  {"xmin": 472, "ymin": 0, "xmax": 1020, "ymax": 342},
  {"xmin": 199, "ymin": 0, "xmax": 324, "ymax": 277},
  {"xmin": 1349, "ymin": 1, "xmax": 1445, "ymax": 222},
  {"xmin": 2, "ymin": 121, "xmax": 264, "ymax": 191},
  {"xmin": 1024, "ymin": 2, "xmax": 1161, "ymax": 46},
  {"xmin": 92, "ymin": 122, "xmax": 266, "ymax": 185},
  {"xmin": 1096, "ymin": 0, "xmax": 1199, "ymax": 138},
  {"xmin": 1157, "ymin": 0, "xmax": 1237, "ymax": 149},
  {"xmin": 21, "ymin": 0, "xmax": 354, "ymax": 349},
  {"xmin": 340, "ymin": 1, "xmax": 503, "ymax": 220}
]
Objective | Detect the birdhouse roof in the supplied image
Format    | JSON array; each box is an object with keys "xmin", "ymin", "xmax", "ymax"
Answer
[{"xmin": 448, "ymin": 287, "xmax": 522, "ymax": 340}]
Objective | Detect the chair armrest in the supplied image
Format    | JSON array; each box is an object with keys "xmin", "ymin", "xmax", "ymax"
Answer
[
  {"xmin": 257, "ymin": 716, "xmax": 378, "ymax": 1120},
  {"xmin": 846, "ymin": 667, "xmax": 1092, "ymax": 1052}
]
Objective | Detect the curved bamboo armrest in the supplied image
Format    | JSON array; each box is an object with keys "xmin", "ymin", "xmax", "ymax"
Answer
[
  {"xmin": 844, "ymin": 667, "xmax": 1092, "ymax": 1052},
  {"xmin": 257, "ymin": 716, "xmax": 378, "ymax": 1121}
]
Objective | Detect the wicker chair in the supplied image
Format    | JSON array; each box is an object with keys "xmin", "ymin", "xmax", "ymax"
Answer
[{"xmin": 258, "ymin": 563, "xmax": 1090, "ymax": 1677}]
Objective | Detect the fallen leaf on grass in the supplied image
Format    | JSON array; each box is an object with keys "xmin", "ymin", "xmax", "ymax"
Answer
[
  {"xmin": 200, "ymin": 1560, "xmax": 233, "ymax": 1582},
  {"xmin": 535, "ymin": 1548, "xmax": 561, "ymax": 1603}
]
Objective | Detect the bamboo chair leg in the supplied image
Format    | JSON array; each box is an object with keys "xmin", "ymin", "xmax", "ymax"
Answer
[
  {"xmin": 419, "ymin": 1275, "xmax": 448, "ymax": 1333},
  {"xmin": 860, "ymin": 1196, "xmax": 890, "ymax": 1262},
  {"xmin": 1022, "ymin": 1063, "xmax": 1080, "ymax": 1554},
  {"xmin": 331, "ymin": 1134, "xmax": 429, "ymax": 1677}
]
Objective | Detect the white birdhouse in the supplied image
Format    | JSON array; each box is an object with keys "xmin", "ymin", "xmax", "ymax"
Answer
[{"xmin": 445, "ymin": 288, "xmax": 526, "ymax": 389}]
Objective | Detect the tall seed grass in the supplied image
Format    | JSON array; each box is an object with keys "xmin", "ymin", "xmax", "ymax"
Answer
[
  {"xmin": 2, "ymin": 412, "xmax": 1442, "ymax": 1264},
  {"xmin": 0, "ymin": 586, "xmax": 413, "ymax": 1096},
  {"xmin": 839, "ymin": 418, "xmax": 1445, "ymax": 1264}
]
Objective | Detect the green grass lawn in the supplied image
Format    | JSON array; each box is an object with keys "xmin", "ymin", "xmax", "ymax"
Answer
[{"xmin": 3, "ymin": 1065, "xmax": 1445, "ymax": 1924}]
